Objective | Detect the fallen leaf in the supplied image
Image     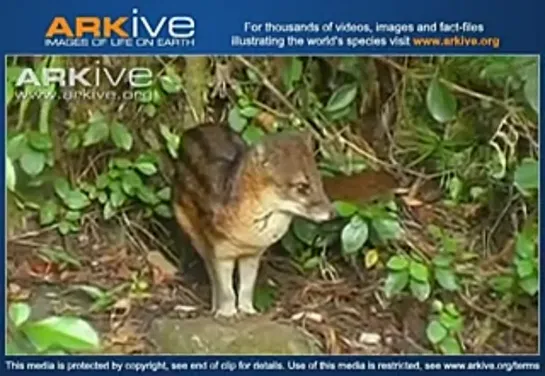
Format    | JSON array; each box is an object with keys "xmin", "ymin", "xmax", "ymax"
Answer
[
  {"xmin": 110, "ymin": 297, "xmax": 131, "ymax": 330},
  {"xmin": 8, "ymin": 283, "xmax": 31, "ymax": 301},
  {"xmin": 402, "ymin": 196, "xmax": 424, "ymax": 207},
  {"xmin": 290, "ymin": 311, "xmax": 323, "ymax": 323},
  {"xmin": 174, "ymin": 305, "xmax": 198, "ymax": 313},
  {"xmin": 358, "ymin": 331, "xmax": 382, "ymax": 345},
  {"xmin": 147, "ymin": 251, "xmax": 178, "ymax": 284}
]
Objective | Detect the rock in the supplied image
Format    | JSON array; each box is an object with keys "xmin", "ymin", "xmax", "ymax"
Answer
[{"xmin": 149, "ymin": 316, "xmax": 322, "ymax": 354}]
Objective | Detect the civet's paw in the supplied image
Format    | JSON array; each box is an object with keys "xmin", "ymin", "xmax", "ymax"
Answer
[{"xmin": 238, "ymin": 304, "xmax": 258, "ymax": 316}]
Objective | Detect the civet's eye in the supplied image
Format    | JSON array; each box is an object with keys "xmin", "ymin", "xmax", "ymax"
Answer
[{"xmin": 295, "ymin": 182, "xmax": 310, "ymax": 195}]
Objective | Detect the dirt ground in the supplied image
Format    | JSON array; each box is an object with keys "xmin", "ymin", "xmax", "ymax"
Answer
[{"xmin": 6, "ymin": 203, "xmax": 538, "ymax": 355}]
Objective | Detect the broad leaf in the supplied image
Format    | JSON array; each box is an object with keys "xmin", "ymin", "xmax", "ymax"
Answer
[
  {"xmin": 325, "ymin": 83, "xmax": 358, "ymax": 113},
  {"xmin": 439, "ymin": 336, "xmax": 462, "ymax": 354},
  {"xmin": 40, "ymin": 200, "xmax": 59, "ymax": 226},
  {"xmin": 426, "ymin": 320, "xmax": 447, "ymax": 345},
  {"xmin": 426, "ymin": 76, "xmax": 457, "ymax": 123},
  {"xmin": 110, "ymin": 122, "xmax": 133, "ymax": 151},
  {"xmin": 24, "ymin": 316, "xmax": 100, "ymax": 352},
  {"xmin": 514, "ymin": 158, "xmax": 538, "ymax": 194},
  {"xmin": 9, "ymin": 302, "xmax": 31, "ymax": 327},
  {"xmin": 410, "ymin": 279, "xmax": 431, "ymax": 302},
  {"xmin": 384, "ymin": 270, "xmax": 409, "ymax": 298},
  {"xmin": 434, "ymin": 268, "xmax": 459, "ymax": 291},
  {"xmin": 20, "ymin": 149, "xmax": 46, "ymax": 176},
  {"xmin": 386, "ymin": 255, "xmax": 409, "ymax": 271},
  {"xmin": 83, "ymin": 119, "xmax": 109, "ymax": 147},
  {"xmin": 333, "ymin": 201, "xmax": 358, "ymax": 217},
  {"xmin": 63, "ymin": 190, "xmax": 91, "ymax": 210},
  {"xmin": 6, "ymin": 156, "xmax": 16, "ymax": 191},
  {"xmin": 341, "ymin": 215, "xmax": 369, "ymax": 255},
  {"xmin": 28, "ymin": 131, "xmax": 53, "ymax": 151},
  {"xmin": 228, "ymin": 107, "xmax": 247, "ymax": 132}
]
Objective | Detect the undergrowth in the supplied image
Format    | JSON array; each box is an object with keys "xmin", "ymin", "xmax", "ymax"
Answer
[{"xmin": 5, "ymin": 55, "xmax": 539, "ymax": 354}]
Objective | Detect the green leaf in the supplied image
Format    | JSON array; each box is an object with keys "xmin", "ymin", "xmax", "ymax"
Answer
[
  {"xmin": 97, "ymin": 191, "xmax": 108, "ymax": 204},
  {"xmin": 384, "ymin": 270, "xmax": 409, "ymax": 298},
  {"xmin": 157, "ymin": 187, "xmax": 172, "ymax": 201},
  {"xmin": 325, "ymin": 83, "xmax": 358, "ymax": 113},
  {"xmin": 58, "ymin": 221, "xmax": 71, "ymax": 235},
  {"xmin": 39, "ymin": 200, "xmax": 59, "ymax": 226},
  {"xmin": 239, "ymin": 106, "xmax": 260, "ymax": 118},
  {"xmin": 83, "ymin": 119, "xmax": 109, "ymax": 146},
  {"xmin": 154, "ymin": 204, "xmax": 173, "ymax": 218},
  {"xmin": 6, "ymin": 83, "xmax": 14, "ymax": 105},
  {"xmin": 8, "ymin": 133, "xmax": 28, "ymax": 160},
  {"xmin": 242, "ymin": 125, "xmax": 265, "ymax": 145},
  {"xmin": 111, "ymin": 158, "xmax": 132, "ymax": 170},
  {"xmin": 110, "ymin": 189, "xmax": 126, "ymax": 208},
  {"xmin": 103, "ymin": 201, "xmax": 115, "ymax": 220},
  {"xmin": 28, "ymin": 131, "xmax": 53, "ymax": 151},
  {"xmin": 426, "ymin": 76, "xmax": 457, "ymax": 123},
  {"xmin": 516, "ymin": 259, "xmax": 535, "ymax": 279},
  {"xmin": 143, "ymin": 103, "xmax": 157, "ymax": 117},
  {"xmin": 523, "ymin": 64, "xmax": 537, "ymax": 113},
  {"xmin": 20, "ymin": 149, "xmax": 46, "ymax": 176},
  {"xmin": 448, "ymin": 176, "xmax": 463, "ymax": 201},
  {"xmin": 136, "ymin": 186, "xmax": 160, "ymax": 205},
  {"xmin": 426, "ymin": 320, "xmax": 448, "ymax": 345},
  {"xmin": 514, "ymin": 158, "xmax": 538, "ymax": 194},
  {"xmin": 95, "ymin": 174, "xmax": 110, "ymax": 190},
  {"xmin": 439, "ymin": 336, "xmax": 462, "ymax": 354},
  {"xmin": 228, "ymin": 107, "xmax": 247, "ymax": 132},
  {"xmin": 23, "ymin": 316, "xmax": 100, "ymax": 352},
  {"xmin": 64, "ymin": 131, "xmax": 81, "ymax": 151},
  {"xmin": 444, "ymin": 303, "xmax": 460, "ymax": 318},
  {"xmin": 333, "ymin": 201, "xmax": 358, "ymax": 217},
  {"xmin": 434, "ymin": 268, "xmax": 459, "ymax": 291},
  {"xmin": 515, "ymin": 229, "xmax": 536, "ymax": 259},
  {"xmin": 372, "ymin": 217, "xmax": 402, "ymax": 241},
  {"xmin": 134, "ymin": 161, "xmax": 157, "ymax": 176},
  {"xmin": 159, "ymin": 74, "xmax": 182, "ymax": 94},
  {"xmin": 65, "ymin": 211, "xmax": 81, "ymax": 222},
  {"xmin": 121, "ymin": 170, "xmax": 143, "ymax": 196},
  {"xmin": 341, "ymin": 215, "xmax": 369, "ymax": 255},
  {"xmin": 410, "ymin": 279, "xmax": 431, "ymax": 302},
  {"xmin": 410, "ymin": 261, "xmax": 429, "ymax": 282},
  {"xmin": 292, "ymin": 217, "xmax": 320, "ymax": 245},
  {"xmin": 69, "ymin": 285, "xmax": 106, "ymax": 301},
  {"xmin": 6, "ymin": 156, "xmax": 16, "ymax": 191},
  {"xmin": 9, "ymin": 302, "xmax": 31, "ymax": 327},
  {"xmin": 440, "ymin": 312, "xmax": 463, "ymax": 333},
  {"xmin": 54, "ymin": 177, "xmax": 71, "ymax": 200},
  {"xmin": 489, "ymin": 275, "xmax": 514, "ymax": 293},
  {"xmin": 281, "ymin": 230, "xmax": 304, "ymax": 254},
  {"xmin": 63, "ymin": 190, "xmax": 91, "ymax": 210},
  {"xmin": 253, "ymin": 285, "xmax": 277, "ymax": 312},
  {"xmin": 386, "ymin": 255, "xmax": 409, "ymax": 271},
  {"xmin": 282, "ymin": 57, "xmax": 303, "ymax": 91},
  {"xmin": 110, "ymin": 121, "xmax": 133, "ymax": 151},
  {"xmin": 303, "ymin": 256, "xmax": 321, "ymax": 270},
  {"xmin": 519, "ymin": 274, "xmax": 538, "ymax": 296},
  {"xmin": 432, "ymin": 254, "xmax": 453, "ymax": 268}
]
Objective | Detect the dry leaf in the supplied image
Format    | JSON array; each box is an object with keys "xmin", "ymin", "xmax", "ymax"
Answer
[
  {"xmin": 147, "ymin": 251, "xmax": 177, "ymax": 284},
  {"xmin": 402, "ymin": 196, "xmax": 424, "ymax": 207}
]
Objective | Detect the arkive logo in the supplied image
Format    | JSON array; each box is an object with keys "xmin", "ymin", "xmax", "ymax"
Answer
[{"xmin": 44, "ymin": 8, "xmax": 196, "ymax": 48}]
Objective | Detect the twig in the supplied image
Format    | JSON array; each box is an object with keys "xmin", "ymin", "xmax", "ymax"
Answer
[
  {"xmin": 234, "ymin": 56, "xmax": 323, "ymax": 141},
  {"xmin": 458, "ymin": 293, "xmax": 538, "ymax": 338},
  {"xmin": 375, "ymin": 57, "xmax": 515, "ymax": 111}
]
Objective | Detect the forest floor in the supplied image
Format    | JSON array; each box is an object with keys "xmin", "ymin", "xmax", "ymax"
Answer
[{"xmin": 6, "ymin": 197, "xmax": 538, "ymax": 355}]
